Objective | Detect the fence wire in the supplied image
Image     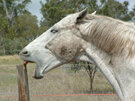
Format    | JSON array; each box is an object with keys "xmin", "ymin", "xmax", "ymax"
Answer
[{"xmin": 0, "ymin": 52, "xmax": 119, "ymax": 101}]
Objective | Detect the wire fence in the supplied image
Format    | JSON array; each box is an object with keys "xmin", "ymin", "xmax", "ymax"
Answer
[
  {"xmin": 0, "ymin": 93, "xmax": 117, "ymax": 98},
  {"xmin": 0, "ymin": 52, "xmax": 119, "ymax": 101}
]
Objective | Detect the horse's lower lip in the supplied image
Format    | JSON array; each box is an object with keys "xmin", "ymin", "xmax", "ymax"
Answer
[
  {"xmin": 23, "ymin": 61, "xmax": 44, "ymax": 79},
  {"xmin": 33, "ymin": 75, "xmax": 44, "ymax": 79}
]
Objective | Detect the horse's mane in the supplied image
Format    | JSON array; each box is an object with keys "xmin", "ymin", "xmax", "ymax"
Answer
[{"xmin": 83, "ymin": 14, "xmax": 135, "ymax": 57}]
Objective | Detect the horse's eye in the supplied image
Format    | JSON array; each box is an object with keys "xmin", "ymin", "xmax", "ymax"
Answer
[{"xmin": 50, "ymin": 29, "xmax": 58, "ymax": 33}]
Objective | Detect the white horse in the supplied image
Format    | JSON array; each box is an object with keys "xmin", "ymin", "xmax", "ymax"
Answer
[{"xmin": 19, "ymin": 8, "xmax": 135, "ymax": 101}]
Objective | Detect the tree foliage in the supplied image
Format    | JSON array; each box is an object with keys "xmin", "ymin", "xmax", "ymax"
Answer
[
  {"xmin": 0, "ymin": 0, "xmax": 135, "ymax": 56},
  {"xmin": 70, "ymin": 61, "xmax": 97, "ymax": 92},
  {"xmin": 41, "ymin": 0, "xmax": 135, "ymax": 28},
  {"xmin": 0, "ymin": 0, "xmax": 39, "ymax": 55},
  {"xmin": 99, "ymin": 0, "xmax": 134, "ymax": 21}
]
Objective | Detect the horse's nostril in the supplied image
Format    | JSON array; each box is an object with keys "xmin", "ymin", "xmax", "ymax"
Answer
[
  {"xmin": 22, "ymin": 51, "xmax": 28, "ymax": 55},
  {"xmin": 20, "ymin": 50, "xmax": 30, "ymax": 57}
]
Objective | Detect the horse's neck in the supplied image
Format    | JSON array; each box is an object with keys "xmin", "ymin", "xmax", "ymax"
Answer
[
  {"xmin": 80, "ymin": 38, "xmax": 135, "ymax": 101},
  {"xmin": 80, "ymin": 41, "xmax": 124, "ymax": 101},
  {"xmin": 77, "ymin": 19, "xmax": 135, "ymax": 101}
]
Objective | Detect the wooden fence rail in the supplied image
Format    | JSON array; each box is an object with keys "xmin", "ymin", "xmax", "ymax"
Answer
[{"xmin": 16, "ymin": 65, "xmax": 30, "ymax": 101}]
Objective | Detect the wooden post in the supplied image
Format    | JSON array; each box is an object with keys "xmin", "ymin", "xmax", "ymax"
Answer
[{"xmin": 17, "ymin": 65, "xmax": 30, "ymax": 101}]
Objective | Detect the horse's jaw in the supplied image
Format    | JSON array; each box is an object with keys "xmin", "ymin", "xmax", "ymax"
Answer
[
  {"xmin": 20, "ymin": 47, "xmax": 65, "ymax": 79},
  {"xmin": 20, "ymin": 58, "xmax": 63, "ymax": 79},
  {"xmin": 20, "ymin": 55, "xmax": 44, "ymax": 79}
]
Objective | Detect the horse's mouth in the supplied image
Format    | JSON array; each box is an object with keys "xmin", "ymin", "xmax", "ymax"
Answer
[
  {"xmin": 24, "ymin": 61, "xmax": 34, "ymax": 64},
  {"xmin": 24, "ymin": 61, "xmax": 44, "ymax": 79}
]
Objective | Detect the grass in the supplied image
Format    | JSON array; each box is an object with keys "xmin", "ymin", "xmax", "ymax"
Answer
[
  {"xmin": 0, "ymin": 55, "xmax": 119, "ymax": 101},
  {"xmin": 0, "ymin": 55, "xmax": 22, "ymax": 65}
]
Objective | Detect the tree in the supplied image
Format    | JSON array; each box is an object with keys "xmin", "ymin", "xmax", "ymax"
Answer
[
  {"xmin": 0, "ymin": 0, "xmax": 40, "ymax": 55},
  {"xmin": 71, "ymin": 61, "xmax": 97, "ymax": 92},
  {"xmin": 0, "ymin": 17, "xmax": 9, "ymax": 55},
  {"xmin": 14, "ymin": 13, "xmax": 39, "ymax": 40},
  {"xmin": 41, "ymin": 0, "xmax": 135, "ymax": 28},
  {"xmin": 99, "ymin": 0, "xmax": 134, "ymax": 21},
  {"xmin": 41, "ymin": 0, "xmax": 75, "ymax": 27},
  {"xmin": 41, "ymin": 0, "xmax": 100, "ymax": 27},
  {"xmin": 130, "ymin": 5, "xmax": 135, "ymax": 22},
  {"xmin": 1, "ymin": 0, "xmax": 31, "ymax": 26},
  {"xmin": 0, "ymin": 13, "xmax": 39, "ymax": 55},
  {"xmin": 84, "ymin": 62, "xmax": 97, "ymax": 93}
]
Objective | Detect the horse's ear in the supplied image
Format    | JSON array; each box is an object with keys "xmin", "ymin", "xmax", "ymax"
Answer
[
  {"xmin": 76, "ymin": 8, "xmax": 88, "ymax": 23},
  {"xmin": 91, "ymin": 11, "xmax": 96, "ymax": 15}
]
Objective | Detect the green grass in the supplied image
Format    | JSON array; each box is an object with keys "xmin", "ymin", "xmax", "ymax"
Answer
[{"xmin": 0, "ymin": 55, "xmax": 119, "ymax": 101}]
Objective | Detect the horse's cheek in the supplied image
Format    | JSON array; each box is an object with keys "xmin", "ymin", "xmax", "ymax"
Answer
[
  {"xmin": 55, "ymin": 45, "xmax": 74, "ymax": 61},
  {"xmin": 62, "ymin": 40, "xmax": 80, "ymax": 61}
]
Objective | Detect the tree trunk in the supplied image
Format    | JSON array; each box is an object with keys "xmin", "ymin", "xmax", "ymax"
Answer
[
  {"xmin": 84, "ymin": 62, "xmax": 97, "ymax": 93},
  {"xmin": 3, "ymin": 47, "xmax": 6, "ymax": 55},
  {"xmin": 2, "ymin": 0, "xmax": 15, "ymax": 26},
  {"xmin": 90, "ymin": 75, "xmax": 93, "ymax": 93}
]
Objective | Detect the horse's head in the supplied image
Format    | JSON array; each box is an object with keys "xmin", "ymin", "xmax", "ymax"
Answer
[{"xmin": 19, "ymin": 8, "xmax": 95, "ymax": 79}]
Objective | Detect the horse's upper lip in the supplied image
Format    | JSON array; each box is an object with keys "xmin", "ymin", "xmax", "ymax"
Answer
[{"xmin": 24, "ymin": 60, "xmax": 34, "ymax": 63}]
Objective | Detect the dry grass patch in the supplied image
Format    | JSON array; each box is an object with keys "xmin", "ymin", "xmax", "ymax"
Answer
[
  {"xmin": 0, "ymin": 55, "xmax": 22, "ymax": 65},
  {"xmin": 0, "ymin": 55, "xmax": 119, "ymax": 101}
]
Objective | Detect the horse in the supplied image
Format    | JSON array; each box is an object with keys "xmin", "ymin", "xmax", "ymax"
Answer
[{"xmin": 19, "ymin": 8, "xmax": 135, "ymax": 101}]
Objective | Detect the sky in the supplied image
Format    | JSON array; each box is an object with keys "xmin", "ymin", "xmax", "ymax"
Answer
[
  {"xmin": 27, "ymin": 0, "xmax": 135, "ymax": 22},
  {"xmin": 26, "ymin": 0, "xmax": 45, "ymax": 22}
]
